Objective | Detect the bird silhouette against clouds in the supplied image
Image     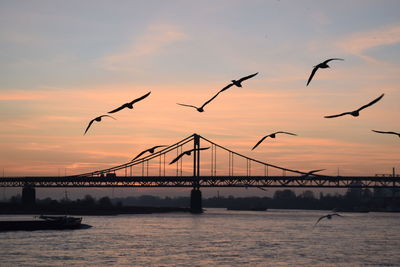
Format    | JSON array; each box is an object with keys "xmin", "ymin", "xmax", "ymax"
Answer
[
  {"xmin": 169, "ymin": 147, "xmax": 210, "ymax": 165},
  {"xmin": 220, "ymin": 72, "xmax": 259, "ymax": 92},
  {"xmin": 108, "ymin": 91, "xmax": 151, "ymax": 114},
  {"xmin": 132, "ymin": 145, "xmax": 168, "ymax": 161},
  {"xmin": 177, "ymin": 89, "xmax": 224, "ymax": 112},
  {"xmin": 314, "ymin": 213, "xmax": 342, "ymax": 226},
  {"xmin": 372, "ymin": 130, "xmax": 400, "ymax": 138},
  {"xmin": 252, "ymin": 131, "xmax": 297, "ymax": 150},
  {"xmin": 306, "ymin": 58, "xmax": 344, "ymax": 86},
  {"xmin": 84, "ymin": 115, "xmax": 116, "ymax": 135},
  {"xmin": 324, "ymin": 93, "xmax": 384, "ymax": 118}
]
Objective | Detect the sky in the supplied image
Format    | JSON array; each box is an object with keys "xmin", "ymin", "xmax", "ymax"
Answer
[{"xmin": 0, "ymin": 0, "xmax": 399, "ymax": 198}]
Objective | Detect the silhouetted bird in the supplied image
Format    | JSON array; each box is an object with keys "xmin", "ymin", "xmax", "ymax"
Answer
[
  {"xmin": 132, "ymin": 145, "xmax": 168, "ymax": 161},
  {"xmin": 177, "ymin": 89, "xmax": 224, "ymax": 112},
  {"xmin": 306, "ymin": 58, "xmax": 344, "ymax": 86},
  {"xmin": 169, "ymin": 147, "xmax": 210, "ymax": 164},
  {"xmin": 108, "ymin": 91, "xmax": 151, "ymax": 114},
  {"xmin": 302, "ymin": 169, "xmax": 325, "ymax": 178},
  {"xmin": 252, "ymin": 131, "xmax": 297, "ymax": 150},
  {"xmin": 372, "ymin": 130, "xmax": 400, "ymax": 138},
  {"xmin": 324, "ymin": 93, "xmax": 384, "ymax": 118},
  {"xmin": 220, "ymin": 72, "xmax": 259, "ymax": 92},
  {"xmin": 314, "ymin": 213, "xmax": 342, "ymax": 226},
  {"xmin": 84, "ymin": 115, "xmax": 116, "ymax": 135}
]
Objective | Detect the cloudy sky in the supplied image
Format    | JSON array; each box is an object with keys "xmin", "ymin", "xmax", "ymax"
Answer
[{"xmin": 0, "ymin": 0, "xmax": 399, "ymax": 194}]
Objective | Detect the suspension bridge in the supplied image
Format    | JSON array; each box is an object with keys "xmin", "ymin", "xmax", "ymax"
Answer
[{"xmin": 1, "ymin": 133, "xmax": 399, "ymax": 212}]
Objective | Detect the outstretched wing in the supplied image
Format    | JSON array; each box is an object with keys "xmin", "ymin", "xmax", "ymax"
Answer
[
  {"xmin": 151, "ymin": 145, "xmax": 168, "ymax": 150},
  {"xmin": 177, "ymin": 103, "xmax": 198, "ymax": 109},
  {"xmin": 357, "ymin": 93, "xmax": 384, "ymax": 112},
  {"xmin": 331, "ymin": 213, "xmax": 342, "ymax": 217},
  {"xmin": 323, "ymin": 58, "xmax": 344, "ymax": 64},
  {"xmin": 237, "ymin": 72, "xmax": 259, "ymax": 83},
  {"xmin": 84, "ymin": 119, "xmax": 95, "ymax": 135},
  {"xmin": 372, "ymin": 130, "xmax": 400, "ymax": 136},
  {"xmin": 306, "ymin": 66, "xmax": 319, "ymax": 86},
  {"xmin": 324, "ymin": 111, "xmax": 351, "ymax": 118},
  {"xmin": 309, "ymin": 169, "xmax": 325, "ymax": 174},
  {"xmin": 201, "ymin": 90, "xmax": 224, "ymax": 109},
  {"xmin": 276, "ymin": 131, "xmax": 297, "ymax": 136},
  {"xmin": 108, "ymin": 104, "xmax": 128, "ymax": 114},
  {"xmin": 314, "ymin": 215, "xmax": 327, "ymax": 226},
  {"xmin": 130, "ymin": 91, "xmax": 151, "ymax": 105},
  {"xmin": 252, "ymin": 135, "xmax": 269, "ymax": 150},
  {"xmin": 132, "ymin": 150, "xmax": 148, "ymax": 161},
  {"xmin": 100, "ymin": 115, "xmax": 116, "ymax": 120},
  {"xmin": 220, "ymin": 83, "xmax": 234, "ymax": 92}
]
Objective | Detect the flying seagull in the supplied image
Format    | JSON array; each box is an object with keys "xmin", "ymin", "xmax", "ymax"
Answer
[
  {"xmin": 324, "ymin": 93, "xmax": 384, "ymax": 118},
  {"xmin": 372, "ymin": 130, "xmax": 400, "ymax": 138},
  {"xmin": 169, "ymin": 147, "xmax": 210, "ymax": 165},
  {"xmin": 108, "ymin": 91, "xmax": 151, "ymax": 114},
  {"xmin": 252, "ymin": 131, "xmax": 297, "ymax": 150},
  {"xmin": 220, "ymin": 72, "xmax": 259, "ymax": 92},
  {"xmin": 306, "ymin": 58, "xmax": 344, "ymax": 86},
  {"xmin": 314, "ymin": 213, "xmax": 342, "ymax": 226},
  {"xmin": 84, "ymin": 115, "xmax": 116, "ymax": 135},
  {"xmin": 132, "ymin": 145, "xmax": 168, "ymax": 161},
  {"xmin": 177, "ymin": 89, "xmax": 224, "ymax": 112},
  {"xmin": 302, "ymin": 169, "xmax": 325, "ymax": 178}
]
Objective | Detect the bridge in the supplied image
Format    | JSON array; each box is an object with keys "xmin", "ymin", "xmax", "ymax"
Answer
[{"xmin": 1, "ymin": 133, "xmax": 399, "ymax": 212}]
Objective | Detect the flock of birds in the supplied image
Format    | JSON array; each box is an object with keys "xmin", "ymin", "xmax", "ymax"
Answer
[
  {"xmin": 82, "ymin": 58, "xmax": 398, "ymax": 225},
  {"xmin": 84, "ymin": 57, "xmax": 398, "ymax": 167}
]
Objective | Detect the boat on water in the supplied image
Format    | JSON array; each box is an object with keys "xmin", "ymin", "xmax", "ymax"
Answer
[{"xmin": 0, "ymin": 215, "xmax": 91, "ymax": 231}]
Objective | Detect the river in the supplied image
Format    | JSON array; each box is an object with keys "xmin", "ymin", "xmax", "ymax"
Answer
[{"xmin": 1, "ymin": 209, "xmax": 399, "ymax": 266}]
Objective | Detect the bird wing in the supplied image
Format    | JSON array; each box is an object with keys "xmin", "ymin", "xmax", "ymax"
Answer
[
  {"xmin": 237, "ymin": 72, "xmax": 259, "ymax": 83},
  {"xmin": 314, "ymin": 215, "xmax": 327, "ymax": 225},
  {"xmin": 198, "ymin": 147, "xmax": 211, "ymax": 152},
  {"xmin": 306, "ymin": 66, "xmax": 319, "ymax": 86},
  {"xmin": 169, "ymin": 151, "xmax": 189, "ymax": 165},
  {"xmin": 276, "ymin": 131, "xmax": 297, "ymax": 136},
  {"xmin": 357, "ymin": 93, "xmax": 384, "ymax": 112},
  {"xmin": 220, "ymin": 83, "xmax": 234, "ymax": 92},
  {"xmin": 130, "ymin": 91, "xmax": 151, "ymax": 105},
  {"xmin": 372, "ymin": 130, "xmax": 400, "ymax": 136},
  {"xmin": 132, "ymin": 150, "xmax": 148, "ymax": 161},
  {"xmin": 324, "ymin": 111, "xmax": 352, "ymax": 118},
  {"xmin": 101, "ymin": 115, "xmax": 116, "ymax": 120},
  {"xmin": 331, "ymin": 213, "xmax": 343, "ymax": 217},
  {"xmin": 309, "ymin": 169, "xmax": 325, "ymax": 174},
  {"xmin": 177, "ymin": 103, "xmax": 198, "ymax": 109},
  {"xmin": 252, "ymin": 135, "xmax": 269, "ymax": 150},
  {"xmin": 323, "ymin": 58, "xmax": 344, "ymax": 64},
  {"xmin": 84, "ymin": 119, "xmax": 95, "ymax": 135},
  {"xmin": 108, "ymin": 104, "xmax": 128, "ymax": 114},
  {"xmin": 151, "ymin": 145, "xmax": 168, "ymax": 150},
  {"xmin": 201, "ymin": 90, "xmax": 224, "ymax": 109}
]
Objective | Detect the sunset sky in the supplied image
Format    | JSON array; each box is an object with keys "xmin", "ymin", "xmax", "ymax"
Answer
[{"xmin": 0, "ymin": 1, "xmax": 399, "ymax": 197}]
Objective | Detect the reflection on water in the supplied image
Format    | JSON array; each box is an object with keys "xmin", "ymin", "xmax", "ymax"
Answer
[{"xmin": 1, "ymin": 209, "xmax": 400, "ymax": 266}]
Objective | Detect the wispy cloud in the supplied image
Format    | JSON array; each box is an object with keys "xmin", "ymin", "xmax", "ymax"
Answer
[
  {"xmin": 99, "ymin": 24, "xmax": 187, "ymax": 71},
  {"xmin": 336, "ymin": 23, "xmax": 400, "ymax": 62}
]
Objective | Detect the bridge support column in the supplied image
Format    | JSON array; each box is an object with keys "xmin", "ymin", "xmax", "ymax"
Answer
[
  {"xmin": 22, "ymin": 184, "xmax": 36, "ymax": 205},
  {"xmin": 190, "ymin": 188, "xmax": 202, "ymax": 213}
]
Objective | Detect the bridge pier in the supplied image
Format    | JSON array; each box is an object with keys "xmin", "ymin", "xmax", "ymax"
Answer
[
  {"xmin": 22, "ymin": 184, "xmax": 36, "ymax": 205},
  {"xmin": 190, "ymin": 188, "xmax": 202, "ymax": 213}
]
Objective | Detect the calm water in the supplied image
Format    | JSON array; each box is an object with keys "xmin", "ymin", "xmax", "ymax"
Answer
[{"xmin": 1, "ymin": 209, "xmax": 399, "ymax": 266}]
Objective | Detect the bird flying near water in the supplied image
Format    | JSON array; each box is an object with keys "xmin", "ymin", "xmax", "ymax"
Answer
[
  {"xmin": 306, "ymin": 58, "xmax": 344, "ymax": 86},
  {"xmin": 324, "ymin": 93, "xmax": 384, "ymax": 118},
  {"xmin": 84, "ymin": 115, "xmax": 116, "ymax": 135},
  {"xmin": 169, "ymin": 147, "xmax": 210, "ymax": 165},
  {"xmin": 371, "ymin": 130, "xmax": 400, "ymax": 138},
  {"xmin": 314, "ymin": 213, "xmax": 342, "ymax": 226},
  {"xmin": 251, "ymin": 131, "xmax": 297, "ymax": 150},
  {"xmin": 108, "ymin": 91, "xmax": 151, "ymax": 114},
  {"xmin": 132, "ymin": 145, "xmax": 168, "ymax": 161}
]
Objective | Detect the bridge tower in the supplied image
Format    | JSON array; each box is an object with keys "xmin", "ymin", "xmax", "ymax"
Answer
[
  {"xmin": 22, "ymin": 184, "xmax": 36, "ymax": 205},
  {"xmin": 190, "ymin": 134, "xmax": 202, "ymax": 213}
]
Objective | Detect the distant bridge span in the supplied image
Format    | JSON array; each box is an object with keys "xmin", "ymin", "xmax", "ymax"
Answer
[{"xmin": 1, "ymin": 134, "xmax": 399, "ymax": 212}]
